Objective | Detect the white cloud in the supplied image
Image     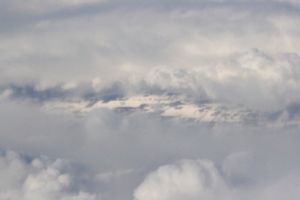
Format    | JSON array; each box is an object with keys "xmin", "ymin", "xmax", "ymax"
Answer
[
  {"xmin": 135, "ymin": 158, "xmax": 300, "ymax": 200},
  {"xmin": 121, "ymin": 49, "xmax": 300, "ymax": 111},
  {"xmin": 0, "ymin": 150, "xmax": 96, "ymax": 200},
  {"xmin": 134, "ymin": 159, "xmax": 231, "ymax": 200}
]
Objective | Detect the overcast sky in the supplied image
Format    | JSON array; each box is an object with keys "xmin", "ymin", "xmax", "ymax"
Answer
[{"xmin": 1, "ymin": 0, "xmax": 300, "ymax": 200}]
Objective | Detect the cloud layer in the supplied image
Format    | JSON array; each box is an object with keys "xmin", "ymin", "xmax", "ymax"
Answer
[
  {"xmin": 1, "ymin": 0, "xmax": 300, "ymax": 87},
  {"xmin": 1, "ymin": 0, "xmax": 300, "ymax": 200},
  {"xmin": 2, "ymin": 97, "xmax": 300, "ymax": 199}
]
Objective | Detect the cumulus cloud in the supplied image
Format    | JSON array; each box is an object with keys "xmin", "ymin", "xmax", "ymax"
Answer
[
  {"xmin": 134, "ymin": 159, "xmax": 230, "ymax": 200},
  {"xmin": 0, "ymin": 150, "xmax": 96, "ymax": 200},
  {"xmin": 135, "ymin": 158, "xmax": 300, "ymax": 200},
  {"xmin": 138, "ymin": 49, "xmax": 300, "ymax": 111}
]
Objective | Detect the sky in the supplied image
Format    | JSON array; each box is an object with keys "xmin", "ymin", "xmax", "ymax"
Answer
[{"xmin": 1, "ymin": 0, "xmax": 300, "ymax": 200}]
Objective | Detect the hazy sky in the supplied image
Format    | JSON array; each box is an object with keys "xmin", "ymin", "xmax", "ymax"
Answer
[{"xmin": 1, "ymin": 0, "xmax": 300, "ymax": 200}]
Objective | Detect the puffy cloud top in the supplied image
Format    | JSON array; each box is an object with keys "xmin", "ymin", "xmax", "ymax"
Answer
[
  {"xmin": 134, "ymin": 159, "xmax": 230, "ymax": 200},
  {"xmin": 0, "ymin": 150, "xmax": 96, "ymax": 200}
]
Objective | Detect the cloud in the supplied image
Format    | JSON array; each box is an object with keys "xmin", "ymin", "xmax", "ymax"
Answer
[
  {"xmin": 134, "ymin": 159, "xmax": 230, "ymax": 200},
  {"xmin": 1, "ymin": 0, "xmax": 300, "ymax": 200},
  {"xmin": 1, "ymin": 0, "xmax": 300, "ymax": 89},
  {"xmin": 3, "ymin": 48, "xmax": 300, "ymax": 114},
  {"xmin": 1, "ymin": 0, "xmax": 110, "ymax": 15},
  {"xmin": 2, "ymin": 97, "xmax": 300, "ymax": 200},
  {"xmin": 141, "ymin": 49, "xmax": 300, "ymax": 111},
  {"xmin": 0, "ymin": 98, "xmax": 86, "ymax": 160},
  {"xmin": 0, "ymin": 150, "xmax": 96, "ymax": 200},
  {"xmin": 135, "ymin": 158, "xmax": 300, "ymax": 200},
  {"xmin": 258, "ymin": 173, "xmax": 300, "ymax": 200}
]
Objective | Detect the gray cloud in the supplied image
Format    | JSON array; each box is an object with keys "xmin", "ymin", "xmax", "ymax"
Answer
[{"xmin": 1, "ymin": 97, "xmax": 300, "ymax": 199}]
